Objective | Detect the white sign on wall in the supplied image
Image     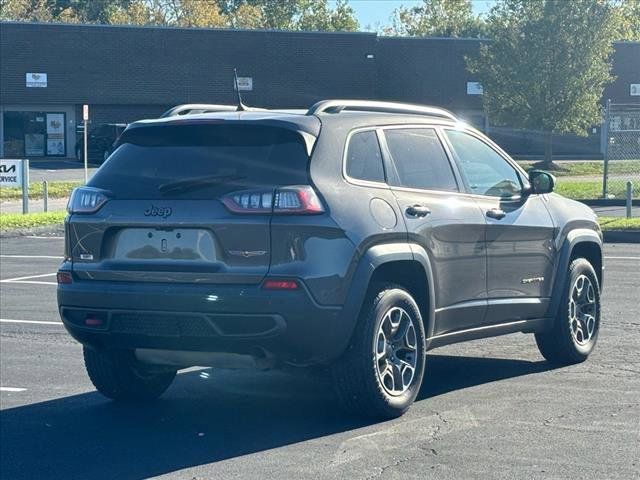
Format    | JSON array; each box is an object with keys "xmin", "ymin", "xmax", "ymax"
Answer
[
  {"xmin": 631, "ymin": 84, "xmax": 640, "ymax": 96},
  {"xmin": 234, "ymin": 77, "xmax": 253, "ymax": 91},
  {"xmin": 0, "ymin": 159, "xmax": 24, "ymax": 187},
  {"xmin": 26, "ymin": 73, "xmax": 47, "ymax": 88},
  {"xmin": 466, "ymin": 82, "xmax": 483, "ymax": 95}
]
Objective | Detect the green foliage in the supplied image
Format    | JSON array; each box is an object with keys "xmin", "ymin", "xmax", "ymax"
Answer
[
  {"xmin": 388, "ymin": 0, "xmax": 486, "ymax": 37},
  {"xmin": 598, "ymin": 216, "xmax": 640, "ymax": 231},
  {"xmin": 0, "ymin": 181, "xmax": 81, "ymax": 200},
  {"xmin": 0, "ymin": 0, "xmax": 359, "ymax": 31},
  {"xmin": 467, "ymin": 0, "xmax": 618, "ymax": 163},
  {"xmin": 0, "ymin": 211, "xmax": 66, "ymax": 230},
  {"xmin": 611, "ymin": 0, "xmax": 640, "ymax": 40}
]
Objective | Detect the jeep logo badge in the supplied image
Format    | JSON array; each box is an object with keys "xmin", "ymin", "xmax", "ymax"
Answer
[{"xmin": 144, "ymin": 205, "xmax": 172, "ymax": 218}]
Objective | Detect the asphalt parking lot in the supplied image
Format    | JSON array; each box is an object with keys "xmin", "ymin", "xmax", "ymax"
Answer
[{"xmin": 0, "ymin": 235, "xmax": 639, "ymax": 480}]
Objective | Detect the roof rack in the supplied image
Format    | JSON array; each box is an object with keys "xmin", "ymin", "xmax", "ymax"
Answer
[
  {"xmin": 160, "ymin": 104, "xmax": 239, "ymax": 118},
  {"xmin": 307, "ymin": 100, "xmax": 457, "ymax": 121}
]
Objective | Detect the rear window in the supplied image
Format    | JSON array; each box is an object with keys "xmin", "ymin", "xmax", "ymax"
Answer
[{"xmin": 88, "ymin": 124, "xmax": 310, "ymax": 199}]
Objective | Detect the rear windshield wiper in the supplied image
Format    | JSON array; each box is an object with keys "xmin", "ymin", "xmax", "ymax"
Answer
[{"xmin": 158, "ymin": 174, "xmax": 246, "ymax": 196}]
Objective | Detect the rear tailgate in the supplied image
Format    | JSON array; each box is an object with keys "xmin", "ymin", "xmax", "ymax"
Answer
[{"xmin": 68, "ymin": 122, "xmax": 312, "ymax": 284}]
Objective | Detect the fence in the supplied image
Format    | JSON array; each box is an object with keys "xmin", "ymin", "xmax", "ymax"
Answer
[{"xmin": 603, "ymin": 101, "xmax": 640, "ymax": 199}]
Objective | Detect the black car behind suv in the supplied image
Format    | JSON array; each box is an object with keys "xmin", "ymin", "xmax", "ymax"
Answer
[
  {"xmin": 75, "ymin": 123, "xmax": 127, "ymax": 164},
  {"xmin": 58, "ymin": 100, "xmax": 603, "ymax": 418}
]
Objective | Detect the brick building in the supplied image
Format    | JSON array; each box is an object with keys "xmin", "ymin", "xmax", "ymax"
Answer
[{"xmin": 1, "ymin": 21, "xmax": 638, "ymax": 158}]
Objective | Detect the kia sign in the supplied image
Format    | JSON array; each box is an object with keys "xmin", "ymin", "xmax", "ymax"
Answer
[
  {"xmin": 0, "ymin": 159, "xmax": 24, "ymax": 187},
  {"xmin": 0, "ymin": 159, "xmax": 29, "ymax": 213}
]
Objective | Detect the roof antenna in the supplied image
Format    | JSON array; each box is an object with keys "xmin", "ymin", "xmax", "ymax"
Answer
[{"xmin": 233, "ymin": 68, "xmax": 247, "ymax": 112}]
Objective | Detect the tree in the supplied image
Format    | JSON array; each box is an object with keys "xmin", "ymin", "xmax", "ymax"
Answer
[
  {"xmin": 296, "ymin": 0, "xmax": 358, "ymax": 32},
  {"xmin": 1, "ymin": 0, "xmax": 55, "ymax": 21},
  {"xmin": 467, "ymin": 0, "xmax": 618, "ymax": 166},
  {"xmin": 389, "ymin": 0, "xmax": 486, "ymax": 37},
  {"xmin": 1, "ymin": 0, "xmax": 358, "ymax": 31},
  {"xmin": 611, "ymin": 0, "xmax": 640, "ymax": 40},
  {"xmin": 221, "ymin": 0, "xmax": 358, "ymax": 31}
]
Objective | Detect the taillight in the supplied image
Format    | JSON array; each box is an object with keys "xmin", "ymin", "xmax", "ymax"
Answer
[
  {"xmin": 57, "ymin": 271, "xmax": 73, "ymax": 284},
  {"xmin": 222, "ymin": 186, "xmax": 324, "ymax": 215},
  {"xmin": 67, "ymin": 187, "xmax": 109, "ymax": 214}
]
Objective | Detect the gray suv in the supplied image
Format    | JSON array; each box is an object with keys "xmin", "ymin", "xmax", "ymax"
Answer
[{"xmin": 58, "ymin": 100, "xmax": 603, "ymax": 419}]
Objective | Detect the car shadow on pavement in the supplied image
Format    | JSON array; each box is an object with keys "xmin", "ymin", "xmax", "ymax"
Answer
[{"xmin": 0, "ymin": 354, "xmax": 555, "ymax": 480}]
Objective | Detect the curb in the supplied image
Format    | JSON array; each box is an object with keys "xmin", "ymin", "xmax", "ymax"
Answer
[
  {"xmin": 0, "ymin": 224, "xmax": 65, "ymax": 238},
  {"xmin": 603, "ymin": 230, "xmax": 640, "ymax": 244},
  {"xmin": 580, "ymin": 199, "xmax": 640, "ymax": 207}
]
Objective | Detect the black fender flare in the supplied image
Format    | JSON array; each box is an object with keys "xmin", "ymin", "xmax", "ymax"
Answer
[
  {"xmin": 548, "ymin": 229, "xmax": 603, "ymax": 320},
  {"xmin": 338, "ymin": 242, "xmax": 436, "ymax": 353}
]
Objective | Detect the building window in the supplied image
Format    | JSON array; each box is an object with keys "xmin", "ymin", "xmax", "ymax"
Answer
[{"xmin": 2, "ymin": 111, "xmax": 66, "ymax": 157}]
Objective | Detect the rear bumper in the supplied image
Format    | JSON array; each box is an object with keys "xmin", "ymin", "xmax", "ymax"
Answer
[{"xmin": 57, "ymin": 277, "xmax": 350, "ymax": 365}]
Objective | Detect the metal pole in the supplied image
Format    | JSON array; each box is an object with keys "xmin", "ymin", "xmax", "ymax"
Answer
[
  {"xmin": 43, "ymin": 180, "xmax": 48, "ymax": 212},
  {"xmin": 83, "ymin": 118, "xmax": 88, "ymax": 183},
  {"xmin": 627, "ymin": 181, "xmax": 633, "ymax": 219},
  {"xmin": 602, "ymin": 99, "xmax": 611, "ymax": 199},
  {"xmin": 21, "ymin": 159, "xmax": 29, "ymax": 214}
]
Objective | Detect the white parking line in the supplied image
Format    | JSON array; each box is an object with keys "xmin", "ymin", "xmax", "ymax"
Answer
[
  {"xmin": 605, "ymin": 256, "xmax": 640, "ymax": 260},
  {"xmin": 0, "ymin": 255, "xmax": 63, "ymax": 259},
  {"xmin": 0, "ymin": 273, "xmax": 57, "ymax": 283},
  {"xmin": 0, "ymin": 318, "xmax": 63, "ymax": 326},
  {"xmin": 23, "ymin": 236, "xmax": 64, "ymax": 240},
  {"xmin": 0, "ymin": 387, "xmax": 27, "ymax": 392}
]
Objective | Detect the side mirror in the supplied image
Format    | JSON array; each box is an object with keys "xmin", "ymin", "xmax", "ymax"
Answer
[{"xmin": 529, "ymin": 170, "xmax": 555, "ymax": 194}]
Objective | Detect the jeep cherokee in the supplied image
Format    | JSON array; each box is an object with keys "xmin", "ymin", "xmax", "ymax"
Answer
[{"xmin": 58, "ymin": 100, "xmax": 603, "ymax": 419}]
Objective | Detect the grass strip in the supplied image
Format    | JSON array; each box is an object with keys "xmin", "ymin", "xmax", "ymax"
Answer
[
  {"xmin": 0, "ymin": 181, "xmax": 81, "ymax": 201},
  {"xmin": 516, "ymin": 160, "xmax": 640, "ymax": 177},
  {"xmin": 597, "ymin": 217, "xmax": 640, "ymax": 231},
  {"xmin": 0, "ymin": 211, "xmax": 66, "ymax": 230},
  {"xmin": 554, "ymin": 180, "xmax": 639, "ymax": 200}
]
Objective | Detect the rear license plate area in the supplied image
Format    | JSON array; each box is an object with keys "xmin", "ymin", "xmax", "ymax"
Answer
[{"xmin": 113, "ymin": 228, "xmax": 216, "ymax": 262}]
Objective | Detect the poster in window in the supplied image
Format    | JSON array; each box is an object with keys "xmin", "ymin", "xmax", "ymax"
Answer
[
  {"xmin": 25, "ymin": 133, "xmax": 45, "ymax": 156},
  {"xmin": 46, "ymin": 113, "xmax": 65, "ymax": 156}
]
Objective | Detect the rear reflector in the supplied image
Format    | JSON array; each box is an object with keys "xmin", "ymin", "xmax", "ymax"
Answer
[
  {"xmin": 85, "ymin": 316, "xmax": 103, "ymax": 326},
  {"xmin": 262, "ymin": 279, "xmax": 299, "ymax": 290},
  {"xmin": 57, "ymin": 272, "xmax": 73, "ymax": 284}
]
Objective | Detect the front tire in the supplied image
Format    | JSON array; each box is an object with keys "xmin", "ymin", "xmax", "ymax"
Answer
[
  {"xmin": 535, "ymin": 258, "xmax": 601, "ymax": 365},
  {"xmin": 332, "ymin": 284, "xmax": 426, "ymax": 419},
  {"xmin": 83, "ymin": 347, "xmax": 176, "ymax": 401}
]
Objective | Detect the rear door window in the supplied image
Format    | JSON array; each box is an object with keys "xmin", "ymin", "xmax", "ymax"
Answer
[
  {"xmin": 88, "ymin": 124, "xmax": 310, "ymax": 199},
  {"xmin": 345, "ymin": 130, "xmax": 385, "ymax": 183},
  {"xmin": 384, "ymin": 128, "xmax": 458, "ymax": 192}
]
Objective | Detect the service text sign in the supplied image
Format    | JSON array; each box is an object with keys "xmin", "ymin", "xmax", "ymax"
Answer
[{"xmin": 0, "ymin": 159, "xmax": 24, "ymax": 187}]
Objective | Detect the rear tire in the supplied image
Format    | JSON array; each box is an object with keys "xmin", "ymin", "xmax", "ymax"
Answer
[
  {"xmin": 332, "ymin": 284, "xmax": 426, "ymax": 419},
  {"xmin": 83, "ymin": 347, "xmax": 176, "ymax": 401},
  {"xmin": 535, "ymin": 258, "xmax": 600, "ymax": 365}
]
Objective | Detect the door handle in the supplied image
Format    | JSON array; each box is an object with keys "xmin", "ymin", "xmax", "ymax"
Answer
[
  {"xmin": 406, "ymin": 204, "xmax": 431, "ymax": 217},
  {"xmin": 486, "ymin": 208, "xmax": 506, "ymax": 220}
]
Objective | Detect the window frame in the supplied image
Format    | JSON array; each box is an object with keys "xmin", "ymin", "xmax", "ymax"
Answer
[{"xmin": 442, "ymin": 126, "xmax": 531, "ymax": 200}]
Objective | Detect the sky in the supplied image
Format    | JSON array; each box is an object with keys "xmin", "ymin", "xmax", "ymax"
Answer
[{"xmin": 340, "ymin": 0, "xmax": 496, "ymax": 31}]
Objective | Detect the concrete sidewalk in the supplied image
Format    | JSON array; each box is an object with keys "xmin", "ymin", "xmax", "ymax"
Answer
[{"xmin": 0, "ymin": 197, "xmax": 68, "ymax": 214}]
